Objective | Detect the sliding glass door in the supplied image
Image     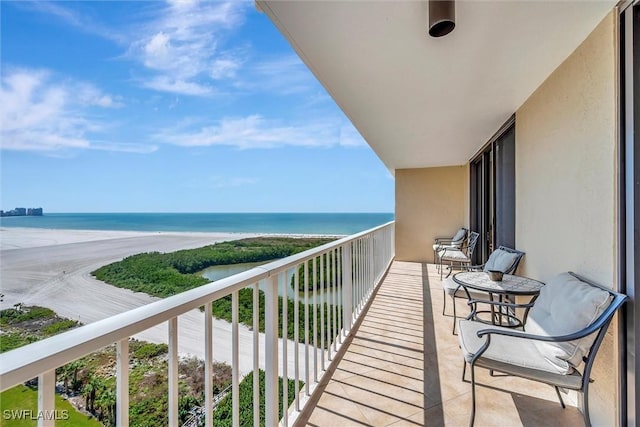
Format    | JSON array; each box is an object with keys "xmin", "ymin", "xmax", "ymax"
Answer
[
  {"xmin": 470, "ymin": 119, "xmax": 516, "ymax": 264},
  {"xmin": 620, "ymin": 3, "xmax": 639, "ymax": 425}
]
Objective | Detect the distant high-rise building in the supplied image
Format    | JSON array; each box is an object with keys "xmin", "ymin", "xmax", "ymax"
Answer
[{"xmin": 0, "ymin": 207, "xmax": 44, "ymax": 217}]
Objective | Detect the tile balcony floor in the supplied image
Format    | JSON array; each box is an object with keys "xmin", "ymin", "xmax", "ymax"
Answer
[{"xmin": 296, "ymin": 261, "xmax": 584, "ymax": 427}]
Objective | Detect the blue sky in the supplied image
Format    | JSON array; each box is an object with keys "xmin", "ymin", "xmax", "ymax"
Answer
[{"xmin": 0, "ymin": 0, "xmax": 394, "ymax": 213}]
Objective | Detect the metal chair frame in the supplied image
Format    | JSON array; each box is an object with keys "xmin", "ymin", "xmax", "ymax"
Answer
[
  {"xmin": 433, "ymin": 227, "xmax": 468, "ymax": 264},
  {"xmin": 438, "ymin": 231, "xmax": 480, "ymax": 279}
]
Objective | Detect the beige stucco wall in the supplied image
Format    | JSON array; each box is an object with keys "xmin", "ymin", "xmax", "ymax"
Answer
[
  {"xmin": 395, "ymin": 166, "xmax": 466, "ymax": 262},
  {"xmin": 515, "ymin": 11, "xmax": 617, "ymax": 426}
]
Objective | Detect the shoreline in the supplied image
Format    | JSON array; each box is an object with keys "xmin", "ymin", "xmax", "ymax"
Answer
[
  {"xmin": 0, "ymin": 212, "xmax": 390, "ymax": 238},
  {"xmin": 0, "ymin": 227, "xmax": 344, "ymax": 251}
]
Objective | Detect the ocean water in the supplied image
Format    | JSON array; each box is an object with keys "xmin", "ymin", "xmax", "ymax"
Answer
[{"xmin": 0, "ymin": 212, "xmax": 394, "ymax": 235}]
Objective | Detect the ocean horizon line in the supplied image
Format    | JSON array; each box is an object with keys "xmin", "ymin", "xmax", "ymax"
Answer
[
  {"xmin": 22, "ymin": 211, "xmax": 393, "ymax": 218},
  {"xmin": 0, "ymin": 212, "xmax": 395, "ymax": 235}
]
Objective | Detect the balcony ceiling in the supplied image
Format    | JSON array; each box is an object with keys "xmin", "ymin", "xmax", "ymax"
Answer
[{"xmin": 258, "ymin": 0, "xmax": 616, "ymax": 171}]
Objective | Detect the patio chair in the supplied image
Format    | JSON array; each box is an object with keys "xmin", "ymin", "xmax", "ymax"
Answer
[
  {"xmin": 458, "ymin": 272, "xmax": 628, "ymax": 427},
  {"xmin": 437, "ymin": 231, "xmax": 479, "ymax": 280},
  {"xmin": 442, "ymin": 246, "xmax": 525, "ymax": 334},
  {"xmin": 433, "ymin": 227, "xmax": 467, "ymax": 264}
]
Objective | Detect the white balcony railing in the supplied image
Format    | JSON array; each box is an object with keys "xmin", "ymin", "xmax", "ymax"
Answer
[{"xmin": 0, "ymin": 221, "xmax": 395, "ymax": 427}]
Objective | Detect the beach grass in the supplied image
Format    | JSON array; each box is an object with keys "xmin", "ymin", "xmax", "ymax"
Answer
[
  {"xmin": 0, "ymin": 306, "xmax": 80, "ymax": 353},
  {"xmin": 213, "ymin": 370, "xmax": 302, "ymax": 427}
]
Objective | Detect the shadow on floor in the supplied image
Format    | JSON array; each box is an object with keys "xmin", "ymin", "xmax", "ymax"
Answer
[{"xmin": 295, "ymin": 261, "xmax": 583, "ymax": 427}]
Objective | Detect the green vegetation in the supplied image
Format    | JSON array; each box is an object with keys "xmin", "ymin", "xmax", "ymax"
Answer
[
  {"xmin": 0, "ymin": 306, "xmax": 56, "ymax": 325},
  {"xmin": 0, "ymin": 305, "xmax": 304, "ymax": 426},
  {"xmin": 55, "ymin": 340, "xmax": 227, "ymax": 427},
  {"xmin": 0, "ymin": 305, "xmax": 79, "ymax": 353},
  {"xmin": 213, "ymin": 370, "xmax": 302, "ymax": 427},
  {"xmin": 92, "ymin": 237, "xmax": 335, "ymax": 298},
  {"xmin": 0, "ymin": 306, "xmax": 233, "ymax": 427},
  {"xmin": 41, "ymin": 319, "xmax": 79, "ymax": 335},
  {"xmin": 93, "ymin": 236, "xmax": 343, "ymax": 348},
  {"xmin": 2, "ymin": 235, "xmax": 338, "ymax": 426},
  {"xmin": 212, "ymin": 288, "xmax": 342, "ymax": 349},
  {"xmin": 130, "ymin": 341, "xmax": 168, "ymax": 359},
  {"xmin": 0, "ymin": 306, "xmax": 95, "ymax": 426},
  {"xmin": 0, "ymin": 332, "xmax": 39, "ymax": 353},
  {"xmin": 293, "ymin": 250, "xmax": 343, "ymax": 291},
  {"xmin": 0, "ymin": 385, "xmax": 100, "ymax": 427}
]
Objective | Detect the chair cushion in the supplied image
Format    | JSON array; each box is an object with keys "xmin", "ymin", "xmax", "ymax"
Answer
[
  {"xmin": 438, "ymin": 249, "xmax": 469, "ymax": 261},
  {"xmin": 483, "ymin": 249, "xmax": 520, "ymax": 273},
  {"xmin": 526, "ymin": 273, "xmax": 612, "ymax": 372},
  {"xmin": 433, "ymin": 243, "xmax": 457, "ymax": 252},
  {"xmin": 458, "ymin": 320, "xmax": 570, "ymax": 374},
  {"xmin": 451, "ymin": 228, "xmax": 466, "ymax": 246},
  {"xmin": 442, "ymin": 277, "xmax": 465, "ymax": 297},
  {"xmin": 443, "ymin": 277, "xmax": 487, "ymax": 299}
]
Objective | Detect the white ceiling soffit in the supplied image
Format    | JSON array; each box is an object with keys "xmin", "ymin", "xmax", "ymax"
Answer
[{"xmin": 259, "ymin": 0, "xmax": 616, "ymax": 171}]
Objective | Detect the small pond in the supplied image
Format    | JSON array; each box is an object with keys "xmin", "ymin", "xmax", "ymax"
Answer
[{"xmin": 200, "ymin": 262, "xmax": 340, "ymax": 303}]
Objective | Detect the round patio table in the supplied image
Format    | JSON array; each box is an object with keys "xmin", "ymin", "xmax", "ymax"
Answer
[{"xmin": 452, "ymin": 271, "xmax": 544, "ymax": 327}]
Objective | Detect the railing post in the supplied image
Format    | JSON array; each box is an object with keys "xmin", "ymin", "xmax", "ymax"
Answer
[
  {"xmin": 205, "ymin": 303, "xmax": 213, "ymax": 427},
  {"xmin": 391, "ymin": 223, "xmax": 395, "ymax": 258},
  {"xmin": 280, "ymin": 272, "xmax": 288, "ymax": 427},
  {"xmin": 253, "ymin": 283, "xmax": 260, "ymax": 426},
  {"xmin": 312, "ymin": 257, "xmax": 318, "ymax": 382},
  {"xmin": 369, "ymin": 235, "xmax": 374, "ymax": 294},
  {"xmin": 293, "ymin": 269, "xmax": 300, "ymax": 412},
  {"xmin": 265, "ymin": 275, "xmax": 279, "ymax": 427},
  {"xmin": 168, "ymin": 317, "xmax": 178, "ymax": 427},
  {"xmin": 232, "ymin": 291, "xmax": 240, "ymax": 427},
  {"xmin": 37, "ymin": 370, "xmax": 55, "ymax": 427},
  {"xmin": 320, "ymin": 254, "xmax": 326, "ymax": 367},
  {"xmin": 331, "ymin": 249, "xmax": 341, "ymax": 353},
  {"xmin": 116, "ymin": 338, "xmax": 129, "ymax": 427},
  {"xmin": 303, "ymin": 262, "xmax": 310, "ymax": 397},
  {"xmin": 342, "ymin": 243, "xmax": 353, "ymax": 334}
]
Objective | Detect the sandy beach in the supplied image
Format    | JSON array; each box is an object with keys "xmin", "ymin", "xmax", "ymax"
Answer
[{"xmin": 0, "ymin": 227, "xmax": 313, "ymax": 375}]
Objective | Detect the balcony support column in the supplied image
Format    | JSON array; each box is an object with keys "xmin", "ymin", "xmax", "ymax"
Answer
[
  {"xmin": 253, "ymin": 282, "xmax": 260, "ymax": 426},
  {"xmin": 116, "ymin": 338, "xmax": 129, "ymax": 427},
  {"xmin": 37, "ymin": 369, "xmax": 55, "ymax": 427},
  {"xmin": 342, "ymin": 243, "xmax": 353, "ymax": 334},
  {"xmin": 232, "ymin": 290, "xmax": 240, "ymax": 427},
  {"xmin": 168, "ymin": 317, "xmax": 178, "ymax": 427},
  {"xmin": 204, "ymin": 303, "xmax": 213, "ymax": 427},
  {"xmin": 265, "ymin": 275, "xmax": 279, "ymax": 427}
]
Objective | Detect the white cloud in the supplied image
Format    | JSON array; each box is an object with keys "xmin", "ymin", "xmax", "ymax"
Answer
[
  {"xmin": 210, "ymin": 56, "xmax": 243, "ymax": 80},
  {"xmin": 91, "ymin": 141, "xmax": 158, "ymax": 154},
  {"xmin": 234, "ymin": 55, "xmax": 317, "ymax": 95},
  {"xmin": 143, "ymin": 76, "xmax": 213, "ymax": 97},
  {"xmin": 153, "ymin": 114, "xmax": 367, "ymax": 149},
  {"xmin": 0, "ymin": 68, "xmax": 151, "ymax": 153},
  {"xmin": 127, "ymin": 0, "xmax": 250, "ymax": 96},
  {"xmin": 22, "ymin": 1, "xmax": 126, "ymax": 44},
  {"xmin": 76, "ymin": 83, "xmax": 124, "ymax": 108},
  {"xmin": 144, "ymin": 32, "xmax": 172, "ymax": 68},
  {"xmin": 339, "ymin": 124, "xmax": 367, "ymax": 147},
  {"xmin": 27, "ymin": 0, "xmax": 318, "ymax": 100}
]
